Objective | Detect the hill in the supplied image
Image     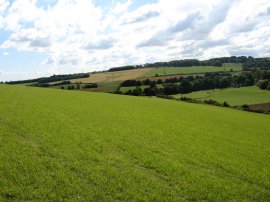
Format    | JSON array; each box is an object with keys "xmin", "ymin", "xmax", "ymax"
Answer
[
  {"xmin": 175, "ymin": 86, "xmax": 270, "ymax": 106},
  {"xmin": 0, "ymin": 85, "xmax": 270, "ymax": 201},
  {"xmin": 143, "ymin": 64, "xmax": 242, "ymax": 77}
]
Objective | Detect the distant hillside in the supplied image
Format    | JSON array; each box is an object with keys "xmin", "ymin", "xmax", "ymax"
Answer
[{"xmin": 5, "ymin": 56, "xmax": 270, "ymax": 84}]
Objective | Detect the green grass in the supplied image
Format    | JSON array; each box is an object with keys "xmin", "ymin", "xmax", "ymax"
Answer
[
  {"xmin": 0, "ymin": 85, "xmax": 270, "ymax": 201},
  {"xmin": 83, "ymin": 81, "xmax": 121, "ymax": 93},
  {"xmin": 50, "ymin": 81, "xmax": 121, "ymax": 93},
  {"xmin": 120, "ymin": 84, "xmax": 163, "ymax": 93},
  {"xmin": 174, "ymin": 91, "xmax": 210, "ymax": 99},
  {"xmin": 181, "ymin": 86, "xmax": 270, "ymax": 106},
  {"xmin": 143, "ymin": 65, "xmax": 242, "ymax": 77}
]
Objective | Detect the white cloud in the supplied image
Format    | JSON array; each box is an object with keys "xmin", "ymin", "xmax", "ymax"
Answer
[
  {"xmin": 3, "ymin": 51, "xmax": 9, "ymax": 56},
  {"xmin": 0, "ymin": 0, "xmax": 270, "ymax": 80},
  {"xmin": 112, "ymin": 0, "xmax": 132, "ymax": 14}
]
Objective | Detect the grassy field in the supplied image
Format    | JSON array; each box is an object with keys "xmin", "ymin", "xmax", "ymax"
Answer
[
  {"xmin": 82, "ymin": 81, "xmax": 121, "ymax": 93},
  {"xmin": 174, "ymin": 91, "xmax": 210, "ymax": 99},
  {"xmin": 120, "ymin": 84, "xmax": 163, "ymax": 93},
  {"xmin": 178, "ymin": 86, "xmax": 270, "ymax": 106},
  {"xmin": 143, "ymin": 65, "xmax": 242, "ymax": 77},
  {"xmin": 0, "ymin": 85, "xmax": 270, "ymax": 201},
  {"xmin": 70, "ymin": 68, "xmax": 152, "ymax": 84}
]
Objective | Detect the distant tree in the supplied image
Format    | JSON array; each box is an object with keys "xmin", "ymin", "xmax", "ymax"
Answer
[
  {"xmin": 121, "ymin": 80, "xmax": 137, "ymax": 87},
  {"xmin": 179, "ymin": 80, "xmax": 193, "ymax": 94},
  {"xmin": 193, "ymin": 80, "xmax": 202, "ymax": 91},
  {"xmin": 143, "ymin": 87, "xmax": 158, "ymax": 96},
  {"xmin": 83, "ymin": 83, "xmax": 98, "ymax": 89},
  {"xmin": 163, "ymin": 84, "xmax": 179, "ymax": 95},
  {"xmin": 202, "ymin": 77, "xmax": 215, "ymax": 90},
  {"xmin": 143, "ymin": 79, "xmax": 151, "ymax": 85},
  {"xmin": 257, "ymin": 80, "xmax": 269, "ymax": 90},
  {"xmin": 125, "ymin": 90, "xmax": 132, "ymax": 95},
  {"xmin": 132, "ymin": 87, "xmax": 142, "ymax": 96},
  {"xmin": 157, "ymin": 79, "xmax": 163, "ymax": 84},
  {"xmin": 149, "ymin": 82, "xmax": 156, "ymax": 88},
  {"xmin": 223, "ymin": 101, "xmax": 230, "ymax": 107},
  {"xmin": 136, "ymin": 80, "xmax": 142, "ymax": 86},
  {"xmin": 219, "ymin": 76, "xmax": 231, "ymax": 88}
]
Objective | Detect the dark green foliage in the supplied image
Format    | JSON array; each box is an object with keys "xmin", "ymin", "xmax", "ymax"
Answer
[
  {"xmin": 157, "ymin": 79, "xmax": 163, "ymax": 84},
  {"xmin": 179, "ymin": 80, "xmax": 193, "ymax": 94},
  {"xmin": 143, "ymin": 87, "xmax": 158, "ymax": 96},
  {"xmin": 82, "ymin": 83, "xmax": 98, "ymax": 89},
  {"xmin": 121, "ymin": 80, "xmax": 138, "ymax": 87},
  {"xmin": 142, "ymin": 79, "xmax": 151, "ymax": 85},
  {"xmin": 6, "ymin": 74, "xmax": 89, "ymax": 84},
  {"xmin": 163, "ymin": 84, "xmax": 179, "ymax": 95},
  {"xmin": 118, "ymin": 69, "xmax": 270, "ymax": 97},
  {"xmin": 124, "ymin": 87, "xmax": 143, "ymax": 96},
  {"xmin": 35, "ymin": 83, "xmax": 50, "ymax": 87},
  {"xmin": 257, "ymin": 80, "xmax": 269, "ymax": 90},
  {"xmin": 223, "ymin": 102, "xmax": 230, "ymax": 107},
  {"xmin": 242, "ymin": 104, "xmax": 250, "ymax": 109},
  {"xmin": 131, "ymin": 87, "xmax": 142, "ymax": 96},
  {"xmin": 164, "ymin": 77, "xmax": 178, "ymax": 83},
  {"xmin": 136, "ymin": 80, "xmax": 142, "ymax": 86},
  {"xmin": 108, "ymin": 65, "xmax": 143, "ymax": 72},
  {"xmin": 219, "ymin": 76, "xmax": 231, "ymax": 88},
  {"xmin": 67, "ymin": 85, "xmax": 75, "ymax": 90}
]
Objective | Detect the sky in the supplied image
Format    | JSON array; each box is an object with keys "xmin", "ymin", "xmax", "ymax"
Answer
[{"xmin": 0, "ymin": 0, "xmax": 270, "ymax": 81}]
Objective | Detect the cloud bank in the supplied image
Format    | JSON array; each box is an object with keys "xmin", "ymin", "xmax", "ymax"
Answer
[{"xmin": 0, "ymin": 0, "xmax": 270, "ymax": 80}]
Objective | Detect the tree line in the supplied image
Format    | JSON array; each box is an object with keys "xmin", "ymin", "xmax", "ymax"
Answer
[
  {"xmin": 109, "ymin": 56, "xmax": 270, "ymax": 72},
  {"xmin": 6, "ymin": 73, "xmax": 89, "ymax": 84},
  {"xmin": 116, "ymin": 69, "xmax": 270, "ymax": 96}
]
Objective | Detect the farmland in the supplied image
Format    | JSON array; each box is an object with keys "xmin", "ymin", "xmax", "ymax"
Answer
[
  {"xmin": 178, "ymin": 86, "xmax": 270, "ymax": 106},
  {"xmin": 0, "ymin": 84, "xmax": 270, "ymax": 201},
  {"xmin": 70, "ymin": 68, "xmax": 151, "ymax": 84},
  {"xmin": 143, "ymin": 64, "xmax": 242, "ymax": 77}
]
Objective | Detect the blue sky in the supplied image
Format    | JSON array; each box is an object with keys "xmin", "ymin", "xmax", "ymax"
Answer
[{"xmin": 0, "ymin": 0, "xmax": 270, "ymax": 81}]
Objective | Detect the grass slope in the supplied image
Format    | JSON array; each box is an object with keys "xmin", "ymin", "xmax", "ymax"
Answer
[
  {"xmin": 143, "ymin": 65, "xmax": 242, "ymax": 77},
  {"xmin": 180, "ymin": 86, "xmax": 270, "ymax": 106},
  {"xmin": 0, "ymin": 85, "xmax": 270, "ymax": 201}
]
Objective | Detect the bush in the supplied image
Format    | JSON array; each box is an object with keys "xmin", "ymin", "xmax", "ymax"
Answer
[
  {"xmin": 204, "ymin": 99, "xmax": 222, "ymax": 106},
  {"xmin": 83, "ymin": 83, "xmax": 98, "ymax": 89},
  {"xmin": 242, "ymin": 104, "xmax": 249, "ymax": 109},
  {"xmin": 257, "ymin": 80, "xmax": 269, "ymax": 90},
  {"xmin": 223, "ymin": 102, "xmax": 230, "ymax": 107}
]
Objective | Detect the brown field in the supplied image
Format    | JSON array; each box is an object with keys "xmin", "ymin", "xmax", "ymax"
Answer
[
  {"xmin": 248, "ymin": 102, "xmax": 270, "ymax": 110},
  {"xmin": 70, "ymin": 68, "xmax": 152, "ymax": 83}
]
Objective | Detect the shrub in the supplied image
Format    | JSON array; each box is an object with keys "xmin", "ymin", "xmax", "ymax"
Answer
[
  {"xmin": 223, "ymin": 102, "xmax": 230, "ymax": 107},
  {"xmin": 242, "ymin": 104, "xmax": 249, "ymax": 109}
]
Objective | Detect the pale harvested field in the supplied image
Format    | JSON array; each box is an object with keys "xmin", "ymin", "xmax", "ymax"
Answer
[{"xmin": 70, "ymin": 68, "xmax": 152, "ymax": 83}]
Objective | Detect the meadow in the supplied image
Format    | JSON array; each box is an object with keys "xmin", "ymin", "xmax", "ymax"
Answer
[
  {"xmin": 0, "ymin": 85, "xmax": 270, "ymax": 201},
  {"xmin": 178, "ymin": 86, "xmax": 270, "ymax": 106},
  {"xmin": 143, "ymin": 64, "xmax": 242, "ymax": 77}
]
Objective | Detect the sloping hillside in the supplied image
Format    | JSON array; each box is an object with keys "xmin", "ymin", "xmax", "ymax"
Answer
[{"xmin": 0, "ymin": 85, "xmax": 269, "ymax": 201}]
